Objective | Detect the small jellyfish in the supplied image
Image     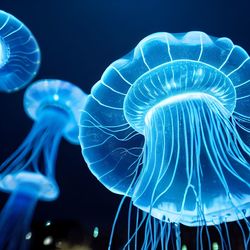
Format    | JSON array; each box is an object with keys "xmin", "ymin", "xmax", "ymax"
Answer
[
  {"xmin": 0, "ymin": 79, "xmax": 86, "ymax": 249},
  {"xmin": 0, "ymin": 10, "xmax": 40, "ymax": 92},
  {"xmin": 80, "ymin": 32, "xmax": 250, "ymax": 249}
]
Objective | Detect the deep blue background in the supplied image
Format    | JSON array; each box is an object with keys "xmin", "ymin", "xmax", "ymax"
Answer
[{"xmin": 0, "ymin": 0, "xmax": 249, "ymax": 244}]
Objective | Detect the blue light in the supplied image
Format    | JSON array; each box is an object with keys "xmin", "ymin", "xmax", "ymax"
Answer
[
  {"xmin": 0, "ymin": 79, "xmax": 87, "ymax": 249},
  {"xmin": 0, "ymin": 10, "xmax": 40, "ymax": 92},
  {"xmin": 79, "ymin": 31, "xmax": 250, "ymax": 249}
]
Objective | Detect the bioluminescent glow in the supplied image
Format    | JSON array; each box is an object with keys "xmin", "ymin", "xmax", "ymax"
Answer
[
  {"xmin": 93, "ymin": 226, "xmax": 99, "ymax": 238},
  {"xmin": 80, "ymin": 32, "xmax": 250, "ymax": 249},
  {"xmin": 0, "ymin": 10, "xmax": 40, "ymax": 92},
  {"xmin": 0, "ymin": 79, "xmax": 87, "ymax": 250}
]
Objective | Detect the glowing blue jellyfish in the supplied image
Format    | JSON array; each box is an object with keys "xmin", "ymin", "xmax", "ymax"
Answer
[
  {"xmin": 80, "ymin": 32, "xmax": 250, "ymax": 249},
  {"xmin": 0, "ymin": 10, "xmax": 40, "ymax": 92},
  {"xmin": 0, "ymin": 79, "xmax": 86, "ymax": 250}
]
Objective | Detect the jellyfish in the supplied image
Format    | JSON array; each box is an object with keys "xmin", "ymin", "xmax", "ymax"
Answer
[
  {"xmin": 0, "ymin": 79, "xmax": 86, "ymax": 250},
  {"xmin": 0, "ymin": 10, "xmax": 40, "ymax": 92},
  {"xmin": 79, "ymin": 32, "xmax": 250, "ymax": 249}
]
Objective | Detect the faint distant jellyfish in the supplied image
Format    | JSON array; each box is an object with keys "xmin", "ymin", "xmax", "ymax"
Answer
[
  {"xmin": 80, "ymin": 32, "xmax": 250, "ymax": 249},
  {"xmin": 0, "ymin": 10, "xmax": 40, "ymax": 92},
  {"xmin": 0, "ymin": 79, "xmax": 87, "ymax": 250}
]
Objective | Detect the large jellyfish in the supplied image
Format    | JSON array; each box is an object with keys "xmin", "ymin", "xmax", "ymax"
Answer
[
  {"xmin": 80, "ymin": 32, "xmax": 250, "ymax": 249},
  {"xmin": 0, "ymin": 10, "xmax": 40, "ymax": 92},
  {"xmin": 0, "ymin": 79, "xmax": 86, "ymax": 250}
]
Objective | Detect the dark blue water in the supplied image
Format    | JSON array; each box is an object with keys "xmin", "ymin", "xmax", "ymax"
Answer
[{"xmin": 0, "ymin": 0, "xmax": 249, "ymax": 248}]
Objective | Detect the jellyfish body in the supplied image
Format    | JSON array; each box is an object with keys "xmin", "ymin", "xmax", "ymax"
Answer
[
  {"xmin": 0, "ymin": 10, "xmax": 40, "ymax": 92},
  {"xmin": 0, "ymin": 79, "xmax": 87, "ymax": 249},
  {"xmin": 80, "ymin": 32, "xmax": 250, "ymax": 249},
  {"xmin": 0, "ymin": 173, "xmax": 55, "ymax": 250}
]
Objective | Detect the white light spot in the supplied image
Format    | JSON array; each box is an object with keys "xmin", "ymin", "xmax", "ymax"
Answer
[
  {"xmin": 0, "ymin": 42, "xmax": 3, "ymax": 63},
  {"xmin": 45, "ymin": 220, "xmax": 51, "ymax": 226},
  {"xmin": 25, "ymin": 232, "xmax": 32, "ymax": 240},
  {"xmin": 43, "ymin": 236, "xmax": 53, "ymax": 246},
  {"xmin": 182, "ymin": 245, "xmax": 188, "ymax": 250},
  {"xmin": 170, "ymin": 79, "xmax": 177, "ymax": 88},
  {"xmin": 212, "ymin": 242, "xmax": 219, "ymax": 250},
  {"xmin": 0, "ymin": 39, "xmax": 9, "ymax": 68},
  {"xmin": 197, "ymin": 68, "xmax": 203, "ymax": 76},
  {"xmin": 93, "ymin": 226, "xmax": 99, "ymax": 238},
  {"xmin": 53, "ymin": 94, "xmax": 59, "ymax": 101}
]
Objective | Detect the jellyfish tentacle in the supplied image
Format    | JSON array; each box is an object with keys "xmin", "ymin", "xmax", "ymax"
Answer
[
  {"xmin": 134, "ymin": 207, "xmax": 140, "ymax": 249},
  {"xmin": 200, "ymin": 102, "xmax": 236, "ymax": 194},
  {"xmin": 140, "ymin": 105, "xmax": 175, "ymax": 218},
  {"xmin": 108, "ymin": 152, "xmax": 143, "ymax": 250},
  {"xmin": 0, "ymin": 182, "xmax": 40, "ymax": 250},
  {"xmin": 0, "ymin": 121, "xmax": 46, "ymax": 172},
  {"xmin": 121, "ymin": 211, "xmax": 148, "ymax": 249},
  {"xmin": 237, "ymin": 219, "xmax": 248, "ymax": 249},
  {"xmin": 209, "ymin": 110, "xmax": 250, "ymax": 188},
  {"xmin": 127, "ymin": 198, "xmax": 133, "ymax": 250},
  {"xmin": 44, "ymin": 126, "xmax": 63, "ymax": 178},
  {"xmin": 141, "ymin": 218, "xmax": 150, "ymax": 250},
  {"xmin": 20, "ymin": 127, "xmax": 51, "ymax": 172},
  {"xmin": 129, "ymin": 95, "xmax": 250, "ymax": 226},
  {"xmin": 223, "ymin": 221, "xmax": 232, "ymax": 250},
  {"xmin": 0, "ymin": 110, "xmax": 66, "ymax": 181},
  {"xmin": 179, "ymin": 102, "xmax": 195, "ymax": 215}
]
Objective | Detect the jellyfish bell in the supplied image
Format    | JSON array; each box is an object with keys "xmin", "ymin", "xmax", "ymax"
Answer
[
  {"xmin": 0, "ymin": 10, "xmax": 40, "ymax": 92},
  {"xmin": 80, "ymin": 31, "xmax": 250, "ymax": 248},
  {"xmin": 123, "ymin": 32, "xmax": 249, "ymax": 226},
  {"xmin": 0, "ymin": 79, "xmax": 87, "ymax": 250},
  {"xmin": 24, "ymin": 79, "xmax": 86, "ymax": 145},
  {"xmin": 0, "ymin": 171, "xmax": 58, "ymax": 201}
]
